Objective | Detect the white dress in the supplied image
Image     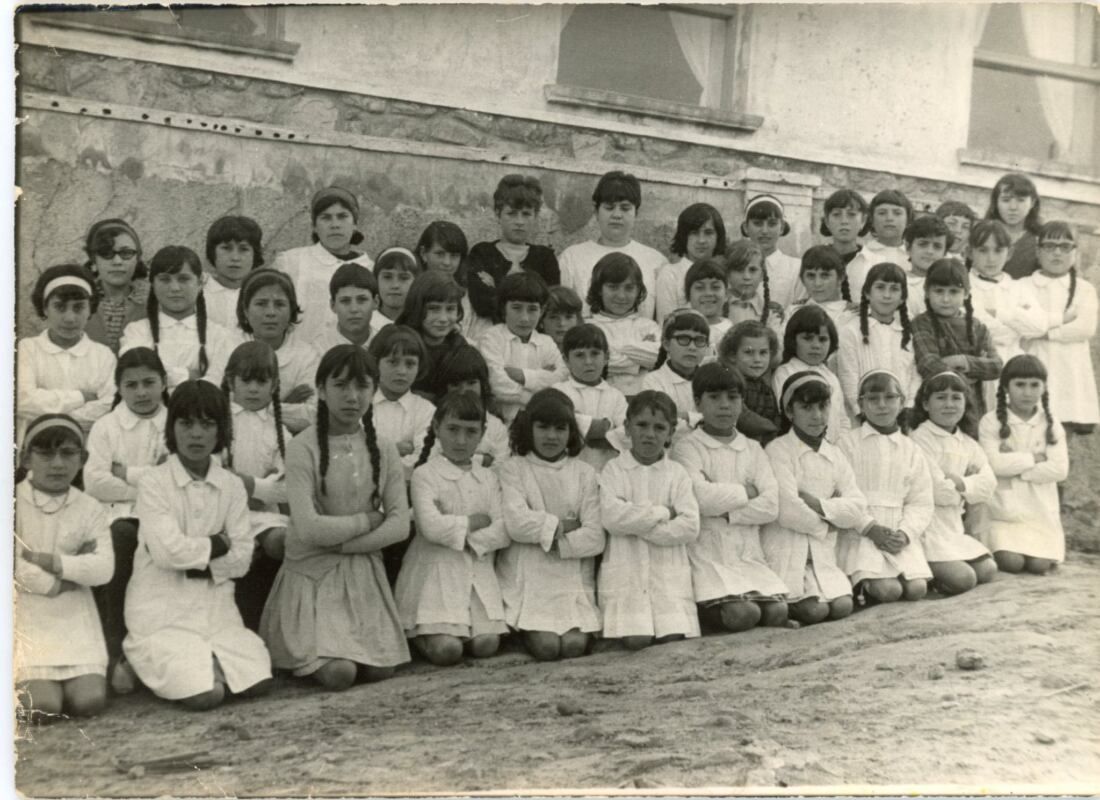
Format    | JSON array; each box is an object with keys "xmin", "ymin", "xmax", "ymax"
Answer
[
  {"xmin": 761, "ymin": 431, "xmax": 867, "ymax": 601},
  {"xmin": 559, "ymin": 239, "xmax": 663, "ymax": 320},
  {"xmin": 396, "ymin": 455, "xmax": 511, "ymax": 637},
  {"xmin": 590, "ymin": 312, "xmax": 661, "ymax": 397},
  {"xmin": 84, "ymin": 404, "xmax": 169, "ymax": 520},
  {"xmin": 641, "ymin": 363, "xmax": 702, "ymax": 438},
  {"xmin": 426, "ymin": 412, "xmax": 510, "ymax": 469},
  {"xmin": 835, "ymin": 424, "xmax": 934, "ymax": 582},
  {"xmin": 836, "ymin": 314, "xmax": 921, "ymax": 419},
  {"xmin": 771, "ymin": 358, "xmax": 851, "ymax": 444},
  {"xmin": 230, "ymin": 403, "xmax": 290, "ymax": 539},
  {"xmin": 372, "ymin": 390, "xmax": 437, "ymax": 479},
  {"xmin": 1021, "ymin": 271, "xmax": 1100, "ymax": 425},
  {"xmin": 497, "ymin": 454, "xmax": 604, "ymax": 634},
  {"xmin": 905, "ymin": 273, "xmax": 926, "ymax": 320},
  {"xmin": 478, "ymin": 324, "xmax": 569, "ymax": 423},
  {"xmin": 124, "ymin": 457, "xmax": 272, "ymax": 700},
  {"xmin": 272, "ymin": 243, "xmax": 373, "ymax": 345},
  {"xmin": 969, "ymin": 273, "xmax": 1047, "ymax": 413},
  {"xmin": 764, "ymin": 249, "xmax": 807, "ymax": 311},
  {"xmin": 977, "ymin": 409, "xmax": 1068, "ymax": 561},
  {"xmin": 119, "ymin": 313, "xmax": 235, "ymax": 391},
  {"xmin": 16, "ymin": 332, "xmax": 116, "ymax": 442},
  {"xmin": 554, "ymin": 377, "xmax": 629, "ymax": 472},
  {"xmin": 655, "ymin": 257, "xmax": 692, "ymax": 324},
  {"xmin": 669, "ymin": 429, "xmax": 787, "ymax": 602},
  {"xmin": 14, "ymin": 483, "xmax": 113, "ymax": 682},
  {"xmin": 846, "ymin": 240, "xmax": 910, "ymax": 302},
  {"xmin": 598, "ymin": 451, "xmax": 701, "ymax": 639},
  {"xmin": 203, "ymin": 280, "xmax": 240, "ymax": 331},
  {"xmin": 909, "ymin": 422, "xmax": 996, "ymax": 562}
]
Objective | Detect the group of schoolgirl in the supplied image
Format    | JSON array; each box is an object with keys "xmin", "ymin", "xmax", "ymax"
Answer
[{"xmin": 14, "ymin": 168, "xmax": 1094, "ymax": 721}]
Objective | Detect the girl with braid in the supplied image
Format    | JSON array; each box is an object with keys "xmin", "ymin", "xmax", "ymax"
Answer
[
  {"xmin": 978, "ymin": 355, "xmax": 1068, "ymax": 575},
  {"xmin": 395, "ymin": 390, "xmax": 510, "ymax": 666},
  {"xmin": 786, "ymin": 245, "xmax": 856, "ymax": 340},
  {"xmin": 836, "ymin": 262, "xmax": 919, "ymax": 420},
  {"xmin": 911, "ymin": 258, "xmax": 1002, "ymax": 437},
  {"xmin": 120, "ymin": 246, "xmax": 234, "ymax": 391},
  {"xmin": 260, "ymin": 346, "xmax": 410, "ymax": 691},
  {"xmin": 725, "ymin": 240, "xmax": 783, "ymax": 336},
  {"xmin": 1021, "ymin": 222, "xmax": 1099, "ymax": 434},
  {"xmin": 221, "ymin": 342, "xmax": 291, "ymax": 631}
]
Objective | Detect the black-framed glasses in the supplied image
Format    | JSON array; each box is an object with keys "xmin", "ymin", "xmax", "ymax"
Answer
[
  {"xmin": 96, "ymin": 247, "xmax": 139, "ymax": 261},
  {"xmin": 1038, "ymin": 242, "xmax": 1075, "ymax": 254},
  {"xmin": 671, "ymin": 333, "xmax": 709, "ymax": 348}
]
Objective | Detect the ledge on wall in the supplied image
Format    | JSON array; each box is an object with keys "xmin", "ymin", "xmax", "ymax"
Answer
[
  {"xmin": 544, "ymin": 83, "xmax": 763, "ymax": 134},
  {"xmin": 958, "ymin": 148, "xmax": 1100, "ymax": 188}
]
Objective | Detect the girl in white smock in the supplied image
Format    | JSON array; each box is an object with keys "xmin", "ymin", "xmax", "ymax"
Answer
[
  {"xmin": 642, "ymin": 309, "xmax": 710, "ymax": 436},
  {"xmin": 587, "ymin": 253, "xmax": 661, "ymax": 397}
]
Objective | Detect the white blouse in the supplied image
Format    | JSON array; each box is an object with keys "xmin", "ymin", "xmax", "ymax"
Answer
[
  {"xmin": 372, "ymin": 390, "xmax": 437, "ymax": 479},
  {"xmin": 836, "ymin": 314, "xmax": 921, "ymax": 418},
  {"xmin": 85, "ymin": 403, "xmax": 169, "ymax": 519},
  {"xmin": 641, "ymin": 363, "xmax": 702, "ymax": 434},
  {"xmin": 230, "ymin": 404, "xmax": 289, "ymax": 507},
  {"xmin": 16, "ymin": 331, "xmax": 116, "ymax": 441},
  {"xmin": 119, "ymin": 312, "xmax": 235, "ymax": 390},
  {"xmin": 478, "ymin": 324, "xmax": 569, "ymax": 423},
  {"xmin": 203, "ymin": 280, "xmax": 240, "ymax": 331},
  {"xmin": 771, "ymin": 358, "xmax": 851, "ymax": 443},
  {"xmin": 591, "ymin": 312, "xmax": 661, "ymax": 397},
  {"xmin": 559, "ymin": 239, "xmax": 663, "ymax": 320},
  {"xmin": 273, "ymin": 243, "xmax": 373, "ymax": 345}
]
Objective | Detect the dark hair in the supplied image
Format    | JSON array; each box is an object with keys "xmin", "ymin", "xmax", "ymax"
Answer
[
  {"xmin": 329, "ymin": 261, "xmax": 378, "ymax": 301},
  {"xmin": 854, "ymin": 371, "xmax": 905, "ymax": 425},
  {"xmin": 165, "ymin": 380, "xmax": 232, "ymax": 456},
  {"xmin": 17, "ymin": 414, "xmax": 86, "ymax": 484},
  {"xmin": 909, "ymin": 370, "xmax": 972, "ymax": 431},
  {"xmin": 373, "ymin": 247, "xmax": 421, "ymax": 278},
  {"xmin": 935, "ymin": 201, "xmax": 976, "ymax": 224},
  {"xmin": 778, "ymin": 371, "xmax": 832, "ymax": 433},
  {"xmin": 626, "ymin": 390, "xmax": 678, "ymax": 445},
  {"xmin": 83, "ymin": 219, "xmax": 148, "ymax": 281},
  {"xmin": 586, "ymin": 253, "xmax": 646, "ymax": 315},
  {"xmin": 782, "ymin": 305, "xmax": 838, "ymax": 363},
  {"xmin": 310, "ymin": 188, "xmax": 364, "ymax": 247},
  {"xmin": 31, "ymin": 263, "xmax": 99, "ymax": 318},
  {"xmin": 869, "ymin": 189, "xmax": 914, "ymax": 235},
  {"xmin": 367, "ymin": 324, "xmax": 428, "ymax": 384},
  {"xmin": 494, "ymin": 174, "xmax": 543, "ymax": 213},
  {"xmin": 147, "ymin": 246, "xmax": 209, "ymax": 377},
  {"xmin": 717, "ymin": 319, "xmax": 779, "ymax": 364},
  {"xmin": 416, "ymin": 221, "xmax": 469, "ymax": 283},
  {"xmin": 858, "ymin": 262, "xmax": 911, "ymax": 350},
  {"xmin": 592, "ymin": 170, "xmax": 641, "ymax": 209},
  {"xmin": 415, "ymin": 389, "xmax": 487, "ymax": 469},
  {"xmin": 997, "ymin": 354, "xmax": 1057, "ymax": 446},
  {"xmin": 903, "ymin": 214, "xmax": 954, "ymax": 252},
  {"xmin": 509, "ymin": 388, "xmax": 584, "ymax": 458},
  {"xmin": 985, "ymin": 173, "xmax": 1042, "ymax": 235},
  {"xmin": 497, "ymin": 270, "xmax": 550, "ymax": 320},
  {"xmin": 692, "ymin": 361, "xmax": 745, "ymax": 402},
  {"xmin": 969, "ymin": 219, "xmax": 1012, "ymax": 252},
  {"xmin": 655, "ymin": 308, "xmax": 710, "ymax": 369},
  {"xmin": 684, "ymin": 257, "xmax": 730, "ymax": 302},
  {"xmin": 436, "ymin": 344, "xmax": 493, "ymax": 407},
  {"xmin": 924, "ymin": 258, "xmax": 975, "ymax": 344},
  {"xmin": 800, "ymin": 245, "xmax": 850, "ymax": 302},
  {"xmin": 313, "ymin": 345, "xmax": 382, "ymax": 505},
  {"xmin": 741, "ymin": 196, "xmax": 791, "ymax": 237},
  {"xmin": 671, "ymin": 203, "xmax": 727, "ymax": 258},
  {"xmin": 820, "ymin": 189, "xmax": 870, "ymax": 237},
  {"xmin": 237, "ymin": 268, "xmax": 302, "ymax": 333},
  {"xmin": 1037, "ymin": 221, "xmax": 1078, "ymax": 310},
  {"xmin": 543, "ymin": 285, "xmax": 583, "ymax": 318},
  {"xmin": 221, "ymin": 341, "xmax": 286, "ymax": 467},
  {"xmin": 725, "ymin": 240, "xmax": 771, "ymax": 326},
  {"xmin": 561, "ymin": 323, "xmax": 611, "ymax": 380},
  {"xmin": 111, "ymin": 346, "xmax": 170, "ymax": 410},
  {"xmin": 396, "ymin": 271, "xmax": 466, "ymax": 332},
  {"xmin": 205, "ymin": 215, "xmax": 264, "ymax": 269}
]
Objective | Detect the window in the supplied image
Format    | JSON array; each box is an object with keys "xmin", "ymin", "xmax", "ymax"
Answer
[
  {"xmin": 967, "ymin": 3, "xmax": 1099, "ymax": 172},
  {"xmin": 548, "ymin": 4, "xmax": 760, "ymax": 132}
]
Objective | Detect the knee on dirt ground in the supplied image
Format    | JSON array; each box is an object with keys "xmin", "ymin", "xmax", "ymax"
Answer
[
  {"xmin": 932, "ymin": 560, "xmax": 978, "ymax": 595},
  {"xmin": 902, "ymin": 578, "xmax": 928, "ymax": 601},
  {"xmin": 994, "ymin": 551, "xmax": 1026, "ymax": 574},
  {"xmin": 828, "ymin": 595, "xmax": 853, "ymax": 620},
  {"xmin": 466, "ymin": 634, "xmax": 500, "ymax": 659},
  {"xmin": 718, "ymin": 600, "xmax": 762, "ymax": 632},
  {"xmin": 524, "ymin": 631, "xmax": 562, "ymax": 661},
  {"xmin": 760, "ymin": 601, "xmax": 788, "ymax": 627},
  {"xmin": 864, "ymin": 578, "xmax": 903, "ymax": 603},
  {"xmin": 315, "ymin": 659, "xmax": 357, "ymax": 691},
  {"xmin": 1025, "ymin": 556, "xmax": 1056, "ymax": 575},
  {"xmin": 789, "ymin": 598, "xmax": 829, "ymax": 625},
  {"xmin": 180, "ymin": 682, "xmax": 226, "ymax": 711},
  {"xmin": 416, "ymin": 635, "xmax": 464, "ymax": 666}
]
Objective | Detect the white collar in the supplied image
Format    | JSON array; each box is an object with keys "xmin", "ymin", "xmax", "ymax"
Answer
[
  {"xmin": 692, "ymin": 427, "xmax": 747, "ymax": 451},
  {"xmin": 37, "ymin": 330, "xmax": 90, "ymax": 356},
  {"xmin": 1032, "ymin": 271, "xmax": 1069, "ymax": 287},
  {"xmin": 17, "ymin": 480, "xmax": 79, "ymax": 510},
  {"xmin": 232, "ymin": 402, "xmax": 273, "ymax": 421},
  {"xmin": 524, "ymin": 451, "xmax": 570, "ymax": 471},
  {"xmin": 159, "ymin": 312, "xmax": 198, "ymax": 330},
  {"xmin": 116, "ymin": 403, "xmax": 167, "ymax": 431},
  {"xmin": 614, "ymin": 450, "xmax": 666, "ymax": 471},
  {"xmin": 427, "ymin": 452, "xmax": 484, "ymax": 482},
  {"xmin": 859, "ymin": 421, "xmax": 903, "ymax": 442},
  {"xmin": 567, "ymin": 376, "xmax": 609, "ymax": 391},
  {"xmin": 374, "ymin": 391, "xmax": 418, "ymax": 411},
  {"xmin": 168, "ymin": 453, "xmax": 226, "ymax": 487}
]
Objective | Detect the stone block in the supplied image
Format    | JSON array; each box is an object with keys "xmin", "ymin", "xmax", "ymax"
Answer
[{"xmin": 429, "ymin": 118, "xmax": 483, "ymax": 148}]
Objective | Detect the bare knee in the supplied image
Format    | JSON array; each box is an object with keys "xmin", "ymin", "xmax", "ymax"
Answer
[
  {"xmin": 621, "ymin": 635, "xmax": 654, "ymax": 651},
  {"xmin": 994, "ymin": 551, "xmax": 1026, "ymax": 574},
  {"xmin": 417, "ymin": 635, "xmax": 464, "ymax": 667},
  {"xmin": 902, "ymin": 578, "xmax": 928, "ymax": 601},
  {"xmin": 971, "ymin": 556, "xmax": 998, "ymax": 584},
  {"xmin": 1026, "ymin": 557, "xmax": 1055, "ymax": 575},
  {"xmin": 828, "ymin": 595, "xmax": 854, "ymax": 620},
  {"xmin": 180, "ymin": 683, "xmax": 226, "ymax": 711},
  {"xmin": 524, "ymin": 631, "xmax": 562, "ymax": 661},
  {"xmin": 865, "ymin": 578, "xmax": 903, "ymax": 603},
  {"xmin": 760, "ymin": 601, "xmax": 789, "ymax": 627},
  {"xmin": 466, "ymin": 634, "xmax": 500, "ymax": 659},
  {"xmin": 259, "ymin": 527, "xmax": 287, "ymax": 561},
  {"xmin": 718, "ymin": 600, "xmax": 762, "ymax": 632},
  {"xmin": 790, "ymin": 598, "xmax": 829, "ymax": 625},
  {"xmin": 238, "ymin": 677, "xmax": 275, "ymax": 698},
  {"xmin": 64, "ymin": 676, "xmax": 107, "ymax": 717},
  {"xmin": 933, "ymin": 561, "xmax": 977, "ymax": 595},
  {"xmin": 560, "ymin": 631, "xmax": 589, "ymax": 659},
  {"xmin": 315, "ymin": 659, "xmax": 357, "ymax": 691},
  {"xmin": 357, "ymin": 665, "xmax": 394, "ymax": 683}
]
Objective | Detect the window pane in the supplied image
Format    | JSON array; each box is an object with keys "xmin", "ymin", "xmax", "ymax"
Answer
[
  {"xmin": 557, "ymin": 6, "xmax": 706, "ymax": 106},
  {"xmin": 128, "ymin": 7, "xmax": 275, "ymax": 40}
]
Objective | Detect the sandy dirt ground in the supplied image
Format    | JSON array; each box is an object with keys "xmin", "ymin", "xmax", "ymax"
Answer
[{"xmin": 15, "ymin": 552, "xmax": 1100, "ymax": 797}]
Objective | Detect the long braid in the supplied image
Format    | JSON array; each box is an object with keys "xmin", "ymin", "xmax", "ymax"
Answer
[
  {"xmin": 317, "ymin": 399, "xmax": 331, "ymax": 495},
  {"xmin": 222, "ymin": 389, "xmax": 235, "ymax": 471},
  {"xmin": 840, "ymin": 273, "xmax": 852, "ymax": 303},
  {"xmin": 196, "ymin": 291, "xmax": 210, "ymax": 377},
  {"xmin": 859, "ymin": 294, "xmax": 870, "ymax": 345},
  {"xmin": 1041, "ymin": 389, "xmax": 1056, "ymax": 446},
  {"xmin": 147, "ymin": 289, "xmax": 160, "ymax": 356},
  {"xmin": 415, "ymin": 426, "xmax": 437, "ymax": 470},
  {"xmin": 760, "ymin": 264, "xmax": 771, "ymax": 327},
  {"xmin": 963, "ymin": 296, "xmax": 975, "ymax": 346},
  {"xmin": 111, "ymin": 391, "xmax": 122, "ymax": 410},
  {"xmin": 362, "ymin": 405, "xmax": 382, "ymax": 509},
  {"xmin": 1066, "ymin": 267, "xmax": 1077, "ymax": 310},
  {"xmin": 271, "ymin": 378, "xmax": 287, "ymax": 462},
  {"xmin": 898, "ymin": 302, "xmax": 912, "ymax": 351},
  {"xmin": 996, "ymin": 382, "xmax": 1010, "ymax": 441},
  {"xmin": 654, "ymin": 345, "xmax": 668, "ymax": 369}
]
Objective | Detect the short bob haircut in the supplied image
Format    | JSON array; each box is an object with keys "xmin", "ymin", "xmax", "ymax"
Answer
[
  {"xmin": 436, "ymin": 344, "xmax": 492, "ymax": 407},
  {"xmin": 493, "ymin": 174, "xmax": 544, "ymax": 214},
  {"xmin": 543, "ymin": 285, "xmax": 583, "ymax": 318},
  {"xmin": 165, "ymin": 379, "xmax": 232, "ymax": 455},
  {"xmin": 416, "ymin": 221, "xmax": 469, "ymax": 262},
  {"xmin": 592, "ymin": 170, "xmax": 642, "ymax": 209},
  {"xmin": 367, "ymin": 323, "xmax": 429, "ymax": 383},
  {"xmin": 32, "ymin": 263, "xmax": 100, "ymax": 318},
  {"xmin": 509, "ymin": 388, "xmax": 584, "ymax": 458},
  {"xmin": 903, "ymin": 214, "xmax": 954, "ymax": 251},
  {"xmin": 778, "ymin": 371, "xmax": 832, "ymax": 431},
  {"xmin": 205, "ymin": 215, "xmax": 264, "ymax": 269},
  {"xmin": 396, "ymin": 271, "xmax": 466, "ymax": 331},
  {"xmin": 683, "ymin": 257, "xmax": 729, "ymax": 299},
  {"xmin": 781, "ymin": 304, "xmax": 839, "ymax": 362},
  {"xmin": 111, "ymin": 346, "xmax": 170, "ymax": 411},
  {"xmin": 909, "ymin": 369, "xmax": 972, "ymax": 431},
  {"xmin": 692, "ymin": 361, "xmax": 746, "ymax": 402},
  {"xmin": 670, "ymin": 203, "xmax": 727, "ymax": 258},
  {"xmin": 717, "ymin": 319, "xmax": 780, "ymax": 365},
  {"xmin": 373, "ymin": 247, "xmax": 421, "ymax": 277},
  {"xmin": 237, "ymin": 268, "xmax": 302, "ymax": 333},
  {"xmin": 969, "ymin": 219, "xmax": 1012, "ymax": 252},
  {"xmin": 742, "ymin": 195, "xmax": 790, "ymax": 237},
  {"xmin": 586, "ymin": 253, "xmax": 647, "ymax": 315},
  {"xmin": 625, "ymin": 389, "xmax": 678, "ymax": 441},
  {"xmin": 800, "ymin": 244, "xmax": 845, "ymax": 276},
  {"xmin": 868, "ymin": 189, "xmax": 914, "ymax": 233},
  {"xmin": 497, "ymin": 270, "xmax": 550, "ymax": 320},
  {"xmin": 329, "ymin": 261, "xmax": 378, "ymax": 300},
  {"xmin": 819, "ymin": 189, "xmax": 870, "ymax": 237},
  {"xmin": 935, "ymin": 200, "xmax": 976, "ymax": 225},
  {"xmin": 561, "ymin": 323, "xmax": 611, "ymax": 379}
]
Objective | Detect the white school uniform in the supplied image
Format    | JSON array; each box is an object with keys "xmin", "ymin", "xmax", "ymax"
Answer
[
  {"xmin": 835, "ymin": 424, "xmax": 934, "ymax": 583},
  {"xmin": 119, "ymin": 313, "xmax": 235, "ymax": 391},
  {"xmin": 554, "ymin": 376, "xmax": 629, "ymax": 472},
  {"xmin": 372, "ymin": 390, "xmax": 437, "ymax": 479},
  {"xmin": 85, "ymin": 404, "xmax": 169, "ymax": 520},
  {"xmin": 598, "ymin": 451, "xmax": 701, "ymax": 639},
  {"xmin": 761, "ymin": 431, "xmax": 867, "ymax": 601},
  {"xmin": 655, "ymin": 257, "xmax": 692, "ymax": 324},
  {"xmin": 847, "ymin": 240, "xmax": 910, "ymax": 301},
  {"xmin": 426, "ymin": 412, "xmax": 510, "ymax": 469},
  {"xmin": 969, "ymin": 274, "xmax": 1048, "ymax": 414},
  {"xmin": 203, "ymin": 280, "xmax": 240, "ymax": 330},
  {"xmin": 706, "ymin": 317, "xmax": 733, "ymax": 362},
  {"xmin": 16, "ymin": 331, "xmax": 115, "ymax": 442},
  {"xmin": 906, "ymin": 272, "xmax": 926, "ymax": 319},
  {"xmin": 641, "ymin": 363, "xmax": 702, "ymax": 437},
  {"xmin": 478, "ymin": 324, "xmax": 569, "ymax": 423},
  {"xmin": 771, "ymin": 358, "xmax": 851, "ymax": 444},
  {"xmin": 591, "ymin": 312, "xmax": 660, "ymax": 397},
  {"xmin": 459, "ymin": 294, "xmax": 495, "ymax": 344},
  {"xmin": 978, "ymin": 410, "xmax": 1069, "ymax": 562},
  {"xmin": 765, "ymin": 249, "xmax": 807, "ymax": 311},
  {"xmin": 313, "ymin": 325, "xmax": 371, "ymax": 357},
  {"xmin": 273, "ymin": 243, "xmax": 373, "ymax": 344},
  {"xmin": 669, "ymin": 429, "xmax": 787, "ymax": 602},
  {"xmin": 497, "ymin": 454, "xmax": 604, "ymax": 635},
  {"xmin": 1021, "ymin": 271, "xmax": 1100, "ymax": 425},
  {"xmin": 909, "ymin": 422, "xmax": 996, "ymax": 563},
  {"xmin": 231, "ymin": 403, "xmax": 290, "ymax": 540},
  {"xmin": 784, "ymin": 299, "xmax": 857, "ymax": 339},
  {"xmin": 559, "ymin": 239, "xmax": 663, "ymax": 320},
  {"xmin": 836, "ymin": 315, "xmax": 921, "ymax": 419},
  {"xmin": 229, "ymin": 329, "xmax": 322, "ymax": 434},
  {"xmin": 396, "ymin": 455, "xmax": 511, "ymax": 637},
  {"xmin": 727, "ymin": 290, "xmax": 785, "ymax": 338},
  {"xmin": 124, "ymin": 456, "xmax": 272, "ymax": 700},
  {"xmin": 14, "ymin": 484, "xmax": 114, "ymax": 682}
]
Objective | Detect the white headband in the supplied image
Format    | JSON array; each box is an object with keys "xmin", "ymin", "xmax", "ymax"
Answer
[
  {"xmin": 745, "ymin": 194, "xmax": 785, "ymax": 217},
  {"xmin": 22, "ymin": 416, "xmax": 85, "ymax": 455},
  {"xmin": 377, "ymin": 246, "xmax": 417, "ymax": 262},
  {"xmin": 43, "ymin": 275, "xmax": 93, "ymax": 301},
  {"xmin": 781, "ymin": 373, "xmax": 830, "ymax": 410},
  {"xmin": 858, "ymin": 368, "xmax": 903, "ymax": 396}
]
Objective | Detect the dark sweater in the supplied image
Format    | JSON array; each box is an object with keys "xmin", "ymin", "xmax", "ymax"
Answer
[{"xmin": 465, "ymin": 241, "xmax": 561, "ymax": 320}]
